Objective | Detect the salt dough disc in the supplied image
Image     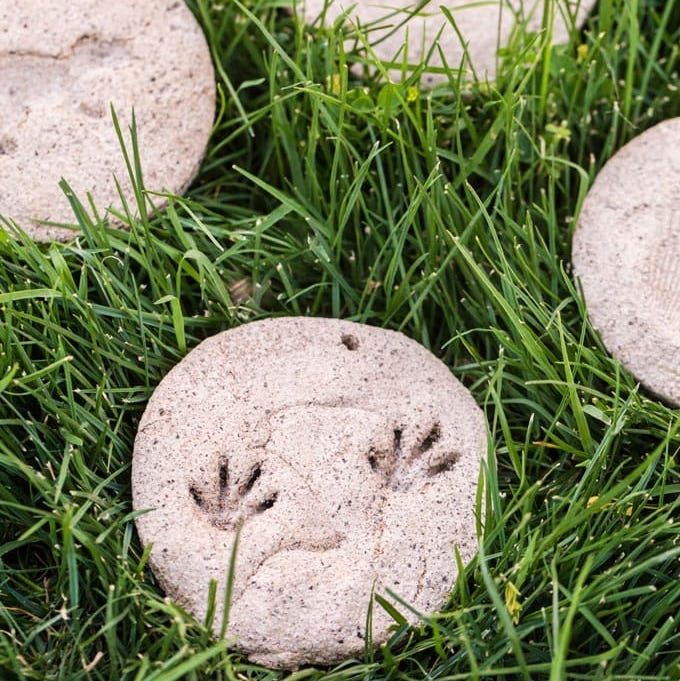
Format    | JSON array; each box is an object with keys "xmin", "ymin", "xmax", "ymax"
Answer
[
  {"xmin": 132, "ymin": 317, "xmax": 486, "ymax": 669},
  {"xmin": 0, "ymin": 0, "xmax": 215, "ymax": 241},
  {"xmin": 572, "ymin": 118, "xmax": 680, "ymax": 405},
  {"xmin": 294, "ymin": 0, "xmax": 596, "ymax": 85}
]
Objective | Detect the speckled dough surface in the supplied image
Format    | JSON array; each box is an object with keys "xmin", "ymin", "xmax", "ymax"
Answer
[
  {"xmin": 572, "ymin": 118, "xmax": 680, "ymax": 405},
  {"xmin": 132, "ymin": 317, "xmax": 486, "ymax": 669},
  {"xmin": 295, "ymin": 0, "xmax": 596, "ymax": 85},
  {"xmin": 0, "ymin": 0, "xmax": 214, "ymax": 241}
]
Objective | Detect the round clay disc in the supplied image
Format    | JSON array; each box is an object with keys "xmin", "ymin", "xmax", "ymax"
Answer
[
  {"xmin": 572, "ymin": 118, "xmax": 680, "ymax": 405},
  {"xmin": 294, "ymin": 0, "xmax": 596, "ymax": 85},
  {"xmin": 0, "ymin": 0, "xmax": 215, "ymax": 241},
  {"xmin": 132, "ymin": 317, "xmax": 486, "ymax": 669}
]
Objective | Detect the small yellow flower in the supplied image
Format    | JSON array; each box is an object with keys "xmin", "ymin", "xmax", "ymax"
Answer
[
  {"xmin": 505, "ymin": 580, "xmax": 522, "ymax": 624},
  {"xmin": 576, "ymin": 44, "xmax": 589, "ymax": 63},
  {"xmin": 588, "ymin": 496, "xmax": 634, "ymax": 517},
  {"xmin": 406, "ymin": 86, "xmax": 418, "ymax": 103}
]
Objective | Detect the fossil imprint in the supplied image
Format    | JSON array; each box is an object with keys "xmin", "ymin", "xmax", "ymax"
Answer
[
  {"xmin": 132, "ymin": 317, "xmax": 486, "ymax": 669},
  {"xmin": 572, "ymin": 118, "xmax": 680, "ymax": 405}
]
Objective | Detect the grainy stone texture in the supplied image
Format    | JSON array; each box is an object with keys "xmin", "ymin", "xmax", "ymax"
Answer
[
  {"xmin": 0, "ymin": 0, "xmax": 214, "ymax": 241},
  {"xmin": 572, "ymin": 118, "xmax": 680, "ymax": 405},
  {"xmin": 295, "ymin": 0, "xmax": 596, "ymax": 85},
  {"xmin": 133, "ymin": 317, "xmax": 486, "ymax": 669}
]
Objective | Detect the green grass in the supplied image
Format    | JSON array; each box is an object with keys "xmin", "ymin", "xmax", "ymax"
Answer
[{"xmin": 1, "ymin": 0, "xmax": 679, "ymax": 678}]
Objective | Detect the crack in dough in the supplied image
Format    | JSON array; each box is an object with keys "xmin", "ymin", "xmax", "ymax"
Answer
[{"xmin": 2, "ymin": 34, "xmax": 130, "ymax": 61}]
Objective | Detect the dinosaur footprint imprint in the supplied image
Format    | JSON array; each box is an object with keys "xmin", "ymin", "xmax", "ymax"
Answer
[
  {"xmin": 368, "ymin": 421, "xmax": 460, "ymax": 490},
  {"xmin": 188, "ymin": 457, "xmax": 278, "ymax": 530},
  {"xmin": 416, "ymin": 423, "xmax": 460, "ymax": 477}
]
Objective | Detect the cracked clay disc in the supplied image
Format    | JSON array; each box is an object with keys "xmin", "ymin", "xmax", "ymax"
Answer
[
  {"xmin": 572, "ymin": 118, "xmax": 680, "ymax": 405},
  {"xmin": 294, "ymin": 0, "xmax": 596, "ymax": 85},
  {"xmin": 0, "ymin": 0, "xmax": 214, "ymax": 241},
  {"xmin": 132, "ymin": 317, "xmax": 486, "ymax": 669}
]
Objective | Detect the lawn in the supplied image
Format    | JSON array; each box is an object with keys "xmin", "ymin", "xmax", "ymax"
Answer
[{"xmin": 0, "ymin": 0, "xmax": 679, "ymax": 679}]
